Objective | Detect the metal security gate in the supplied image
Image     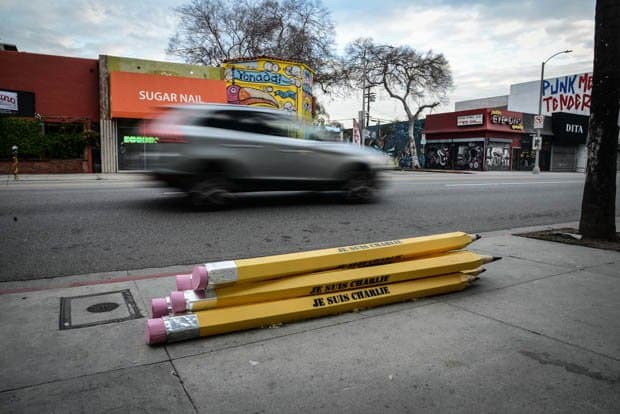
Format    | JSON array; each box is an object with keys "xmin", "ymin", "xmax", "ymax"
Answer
[{"xmin": 551, "ymin": 145, "xmax": 577, "ymax": 171}]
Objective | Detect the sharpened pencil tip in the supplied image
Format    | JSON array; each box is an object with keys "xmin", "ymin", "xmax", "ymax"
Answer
[
  {"xmin": 492, "ymin": 256, "xmax": 502, "ymax": 262},
  {"xmin": 461, "ymin": 268, "xmax": 486, "ymax": 276},
  {"xmin": 466, "ymin": 275, "xmax": 480, "ymax": 284}
]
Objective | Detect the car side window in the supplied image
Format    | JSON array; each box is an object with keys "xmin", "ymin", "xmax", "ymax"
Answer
[
  {"xmin": 253, "ymin": 114, "xmax": 291, "ymax": 137},
  {"xmin": 197, "ymin": 110, "xmax": 292, "ymax": 138},
  {"xmin": 196, "ymin": 110, "xmax": 238, "ymax": 130}
]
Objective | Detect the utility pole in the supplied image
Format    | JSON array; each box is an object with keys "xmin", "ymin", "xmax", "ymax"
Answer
[
  {"xmin": 533, "ymin": 49, "xmax": 572, "ymax": 174},
  {"xmin": 364, "ymin": 88, "xmax": 376, "ymax": 127}
]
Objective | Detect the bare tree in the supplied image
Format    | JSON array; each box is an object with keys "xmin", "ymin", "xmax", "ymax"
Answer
[
  {"xmin": 343, "ymin": 38, "xmax": 453, "ymax": 167},
  {"xmin": 578, "ymin": 0, "xmax": 619, "ymax": 240},
  {"xmin": 167, "ymin": 0, "xmax": 339, "ymax": 91}
]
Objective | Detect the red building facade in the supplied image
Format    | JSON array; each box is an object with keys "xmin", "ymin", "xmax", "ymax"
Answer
[
  {"xmin": 0, "ymin": 51, "xmax": 99, "ymax": 124},
  {"xmin": 423, "ymin": 108, "xmax": 525, "ymax": 171}
]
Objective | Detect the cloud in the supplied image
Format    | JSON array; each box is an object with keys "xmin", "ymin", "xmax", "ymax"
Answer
[
  {"xmin": 328, "ymin": 0, "xmax": 594, "ymax": 125},
  {"xmin": 0, "ymin": 0, "xmax": 595, "ymax": 126},
  {"xmin": 0, "ymin": 0, "xmax": 184, "ymax": 60}
]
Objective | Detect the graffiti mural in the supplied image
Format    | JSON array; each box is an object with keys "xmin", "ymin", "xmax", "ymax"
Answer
[
  {"xmin": 365, "ymin": 120, "xmax": 425, "ymax": 167},
  {"xmin": 454, "ymin": 142, "xmax": 483, "ymax": 170},
  {"xmin": 486, "ymin": 142, "xmax": 511, "ymax": 170},
  {"xmin": 425, "ymin": 143, "xmax": 452, "ymax": 169},
  {"xmin": 222, "ymin": 58, "xmax": 314, "ymax": 122},
  {"xmin": 421, "ymin": 140, "xmax": 485, "ymax": 170}
]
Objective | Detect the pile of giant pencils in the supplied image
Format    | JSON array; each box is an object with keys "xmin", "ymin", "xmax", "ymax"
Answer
[{"xmin": 145, "ymin": 232, "xmax": 499, "ymax": 345}]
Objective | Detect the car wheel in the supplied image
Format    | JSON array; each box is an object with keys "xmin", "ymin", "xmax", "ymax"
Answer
[
  {"xmin": 344, "ymin": 169, "xmax": 376, "ymax": 203},
  {"xmin": 189, "ymin": 175, "xmax": 233, "ymax": 209}
]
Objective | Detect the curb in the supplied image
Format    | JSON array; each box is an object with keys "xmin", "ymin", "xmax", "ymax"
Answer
[{"xmin": 4, "ymin": 219, "xmax": 613, "ymax": 296}]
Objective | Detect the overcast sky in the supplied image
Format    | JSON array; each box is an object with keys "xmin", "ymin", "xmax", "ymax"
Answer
[{"xmin": 1, "ymin": 0, "xmax": 595, "ymax": 126}]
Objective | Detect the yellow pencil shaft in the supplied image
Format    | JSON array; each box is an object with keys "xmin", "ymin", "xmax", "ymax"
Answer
[
  {"xmin": 190, "ymin": 251, "xmax": 485, "ymax": 311},
  {"xmin": 233, "ymin": 232, "xmax": 475, "ymax": 283},
  {"xmin": 195, "ymin": 273, "xmax": 472, "ymax": 338}
]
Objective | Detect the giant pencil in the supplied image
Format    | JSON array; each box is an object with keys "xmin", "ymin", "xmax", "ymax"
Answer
[
  {"xmin": 191, "ymin": 232, "xmax": 480, "ymax": 289},
  {"xmin": 152, "ymin": 251, "xmax": 498, "ymax": 317},
  {"xmin": 146, "ymin": 271, "xmax": 481, "ymax": 345}
]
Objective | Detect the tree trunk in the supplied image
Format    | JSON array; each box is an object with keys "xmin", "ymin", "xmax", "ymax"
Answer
[
  {"xmin": 578, "ymin": 0, "xmax": 619, "ymax": 240},
  {"xmin": 408, "ymin": 118, "xmax": 420, "ymax": 168}
]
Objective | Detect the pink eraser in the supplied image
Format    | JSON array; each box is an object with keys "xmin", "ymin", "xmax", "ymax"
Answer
[
  {"xmin": 191, "ymin": 265, "xmax": 209, "ymax": 290},
  {"xmin": 151, "ymin": 297, "xmax": 169, "ymax": 318},
  {"xmin": 176, "ymin": 274, "xmax": 192, "ymax": 291},
  {"xmin": 170, "ymin": 291, "xmax": 187, "ymax": 314},
  {"xmin": 145, "ymin": 318, "xmax": 167, "ymax": 345}
]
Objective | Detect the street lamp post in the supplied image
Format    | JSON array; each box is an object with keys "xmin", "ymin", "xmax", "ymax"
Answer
[{"xmin": 532, "ymin": 49, "xmax": 572, "ymax": 174}]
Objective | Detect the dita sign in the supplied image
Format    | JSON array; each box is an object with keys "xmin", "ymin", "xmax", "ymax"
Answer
[{"xmin": 552, "ymin": 112, "xmax": 588, "ymax": 145}]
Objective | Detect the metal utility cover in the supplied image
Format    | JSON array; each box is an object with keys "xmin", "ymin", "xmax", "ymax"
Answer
[{"xmin": 59, "ymin": 289, "xmax": 142, "ymax": 330}]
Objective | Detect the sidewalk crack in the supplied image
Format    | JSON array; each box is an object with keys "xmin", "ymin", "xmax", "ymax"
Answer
[{"xmin": 166, "ymin": 347, "xmax": 199, "ymax": 414}]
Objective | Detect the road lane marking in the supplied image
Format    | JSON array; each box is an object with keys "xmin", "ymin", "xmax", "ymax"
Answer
[{"xmin": 445, "ymin": 181, "xmax": 584, "ymax": 187}]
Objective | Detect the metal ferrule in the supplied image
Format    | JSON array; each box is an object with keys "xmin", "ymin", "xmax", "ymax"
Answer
[
  {"xmin": 205, "ymin": 260, "xmax": 238, "ymax": 285},
  {"xmin": 184, "ymin": 290, "xmax": 205, "ymax": 301},
  {"xmin": 187, "ymin": 288, "xmax": 218, "ymax": 311},
  {"xmin": 164, "ymin": 314, "xmax": 200, "ymax": 343}
]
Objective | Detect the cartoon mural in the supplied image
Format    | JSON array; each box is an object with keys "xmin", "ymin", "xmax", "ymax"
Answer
[
  {"xmin": 222, "ymin": 57, "xmax": 314, "ymax": 122},
  {"xmin": 365, "ymin": 120, "xmax": 425, "ymax": 167}
]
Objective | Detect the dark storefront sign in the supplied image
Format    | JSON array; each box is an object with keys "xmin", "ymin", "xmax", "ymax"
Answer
[
  {"xmin": 552, "ymin": 112, "xmax": 588, "ymax": 145},
  {"xmin": 0, "ymin": 89, "xmax": 35, "ymax": 117}
]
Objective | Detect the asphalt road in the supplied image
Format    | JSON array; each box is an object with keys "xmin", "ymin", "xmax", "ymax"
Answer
[{"xmin": 1, "ymin": 171, "xmax": 618, "ymax": 282}]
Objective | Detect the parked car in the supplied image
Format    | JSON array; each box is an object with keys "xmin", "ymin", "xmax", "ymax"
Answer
[{"xmin": 142, "ymin": 104, "xmax": 391, "ymax": 207}]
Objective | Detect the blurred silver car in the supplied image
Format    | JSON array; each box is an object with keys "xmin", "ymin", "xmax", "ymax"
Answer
[{"xmin": 143, "ymin": 104, "xmax": 391, "ymax": 207}]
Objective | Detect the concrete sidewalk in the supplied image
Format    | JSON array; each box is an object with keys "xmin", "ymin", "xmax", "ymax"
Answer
[
  {"xmin": 1, "ymin": 224, "xmax": 619, "ymax": 413},
  {"xmin": 0, "ymin": 172, "xmax": 153, "ymax": 183}
]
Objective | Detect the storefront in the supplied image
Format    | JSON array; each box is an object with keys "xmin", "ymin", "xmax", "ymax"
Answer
[
  {"xmin": 98, "ymin": 55, "xmax": 227, "ymax": 172},
  {"xmin": 99, "ymin": 55, "xmax": 315, "ymax": 172},
  {"xmin": 423, "ymin": 109, "xmax": 525, "ymax": 171},
  {"xmin": 550, "ymin": 112, "xmax": 589, "ymax": 172},
  {"xmin": 455, "ymin": 72, "xmax": 601, "ymax": 172},
  {"xmin": 509, "ymin": 72, "xmax": 595, "ymax": 172},
  {"xmin": 0, "ymin": 50, "xmax": 100, "ymax": 171}
]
